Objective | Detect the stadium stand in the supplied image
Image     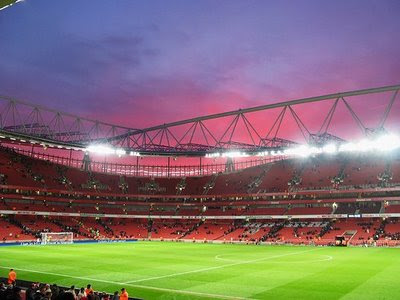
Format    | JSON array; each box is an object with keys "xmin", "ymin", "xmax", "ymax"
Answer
[{"xmin": 0, "ymin": 146, "xmax": 399, "ymax": 246}]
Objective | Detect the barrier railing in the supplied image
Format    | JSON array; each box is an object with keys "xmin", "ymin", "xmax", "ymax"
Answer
[{"xmin": 7, "ymin": 146, "xmax": 283, "ymax": 177}]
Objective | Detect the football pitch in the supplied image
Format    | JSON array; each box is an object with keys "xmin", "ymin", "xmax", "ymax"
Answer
[{"xmin": 0, "ymin": 241, "xmax": 399, "ymax": 299}]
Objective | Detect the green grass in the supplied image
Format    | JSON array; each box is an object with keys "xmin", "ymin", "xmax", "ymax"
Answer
[{"xmin": 0, "ymin": 242, "xmax": 399, "ymax": 299}]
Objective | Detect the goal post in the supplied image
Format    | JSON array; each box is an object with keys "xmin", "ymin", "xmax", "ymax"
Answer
[{"xmin": 40, "ymin": 232, "xmax": 74, "ymax": 245}]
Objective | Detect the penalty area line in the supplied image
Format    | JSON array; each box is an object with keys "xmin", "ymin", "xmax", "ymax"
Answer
[{"xmin": 0, "ymin": 265, "xmax": 249, "ymax": 300}]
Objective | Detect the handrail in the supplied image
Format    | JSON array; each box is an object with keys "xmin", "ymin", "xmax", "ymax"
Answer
[{"xmin": 8, "ymin": 146, "xmax": 282, "ymax": 177}]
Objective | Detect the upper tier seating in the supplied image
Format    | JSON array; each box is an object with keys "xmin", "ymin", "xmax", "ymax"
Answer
[{"xmin": 1, "ymin": 147, "xmax": 398, "ymax": 196}]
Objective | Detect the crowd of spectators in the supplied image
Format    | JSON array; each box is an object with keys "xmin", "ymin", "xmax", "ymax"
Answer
[
  {"xmin": 375, "ymin": 219, "xmax": 400, "ymax": 241},
  {"xmin": 1, "ymin": 279, "xmax": 129, "ymax": 300},
  {"xmin": 0, "ymin": 268, "xmax": 131, "ymax": 300}
]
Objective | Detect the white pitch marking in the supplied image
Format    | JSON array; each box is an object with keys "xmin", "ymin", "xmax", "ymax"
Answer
[
  {"xmin": 0, "ymin": 265, "xmax": 249, "ymax": 300},
  {"xmin": 123, "ymin": 248, "xmax": 321, "ymax": 284},
  {"xmin": 0, "ymin": 265, "xmax": 123, "ymax": 285},
  {"xmin": 215, "ymin": 254, "xmax": 246, "ymax": 263}
]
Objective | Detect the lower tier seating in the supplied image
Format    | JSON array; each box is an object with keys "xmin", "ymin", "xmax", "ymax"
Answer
[{"xmin": 2, "ymin": 215, "xmax": 400, "ymax": 246}]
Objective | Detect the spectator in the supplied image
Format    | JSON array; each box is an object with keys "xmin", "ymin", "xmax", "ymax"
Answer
[
  {"xmin": 44, "ymin": 284, "xmax": 52, "ymax": 295},
  {"xmin": 77, "ymin": 287, "xmax": 86, "ymax": 300},
  {"xmin": 67, "ymin": 285, "xmax": 77, "ymax": 299},
  {"xmin": 44, "ymin": 291, "xmax": 52, "ymax": 300},
  {"xmin": 86, "ymin": 290, "xmax": 94, "ymax": 300},
  {"xmin": 92, "ymin": 291, "xmax": 100, "ymax": 300},
  {"xmin": 33, "ymin": 285, "xmax": 46, "ymax": 300},
  {"xmin": 26, "ymin": 283, "xmax": 37, "ymax": 300},
  {"xmin": 101, "ymin": 292, "xmax": 110, "ymax": 300},
  {"xmin": 0, "ymin": 282, "xmax": 7, "ymax": 299},
  {"xmin": 58, "ymin": 291, "xmax": 76, "ymax": 300},
  {"xmin": 85, "ymin": 284, "xmax": 93, "ymax": 296},
  {"xmin": 7, "ymin": 269, "xmax": 17, "ymax": 285},
  {"xmin": 119, "ymin": 288, "xmax": 128, "ymax": 300},
  {"xmin": 111, "ymin": 291, "xmax": 119, "ymax": 300},
  {"xmin": 51, "ymin": 284, "xmax": 60, "ymax": 300},
  {"xmin": 4, "ymin": 284, "xmax": 13, "ymax": 299},
  {"xmin": 6, "ymin": 286, "xmax": 22, "ymax": 300}
]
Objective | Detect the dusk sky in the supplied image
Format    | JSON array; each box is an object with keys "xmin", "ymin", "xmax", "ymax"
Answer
[{"xmin": 0, "ymin": 0, "xmax": 399, "ymax": 130}]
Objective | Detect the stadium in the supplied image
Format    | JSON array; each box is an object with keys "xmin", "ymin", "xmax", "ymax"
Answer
[{"xmin": 1, "ymin": 1, "xmax": 400, "ymax": 300}]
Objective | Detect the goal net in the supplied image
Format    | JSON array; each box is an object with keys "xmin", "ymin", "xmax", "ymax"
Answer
[{"xmin": 40, "ymin": 232, "xmax": 74, "ymax": 245}]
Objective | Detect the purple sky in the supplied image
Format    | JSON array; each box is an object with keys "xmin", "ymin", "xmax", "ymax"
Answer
[{"xmin": 0, "ymin": 0, "xmax": 399, "ymax": 130}]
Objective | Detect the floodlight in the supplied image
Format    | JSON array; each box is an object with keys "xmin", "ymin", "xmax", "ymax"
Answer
[
  {"xmin": 357, "ymin": 139, "xmax": 374, "ymax": 152},
  {"xmin": 283, "ymin": 148, "xmax": 294, "ymax": 155},
  {"xmin": 86, "ymin": 144, "xmax": 115, "ymax": 155},
  {"xmin": 205, "ymin": 152, "xmax": 221, "ymax": 158},
  {"xmin": 115, "ymin": 149, "xmax": 126, "ymax": 156},
  {"xmin": 376, "ymin": 134, "xmax": 400, "ymax": 151},
  {"xmin": 338, "ymin": 142, "xmax": 357, "ymax": 152},
  {"xmin": 293, "ymin": 145, "xmax": 312, "ymax": 157},
  {"xmin": 222, "ymin": 151, "xmax": 248, "ymax": 158},
  {"xmin": 257, "ymin": 151, "xmax": 269, "ymax": 156},
  {"xmin": 322, "ymin": 143, "xmax": 337, "ymax": 154}
]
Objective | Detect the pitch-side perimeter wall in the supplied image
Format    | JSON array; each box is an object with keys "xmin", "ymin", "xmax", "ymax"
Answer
[{"xmin": 1, "ymin": 209, "xmax": 399, "ymax": 219}]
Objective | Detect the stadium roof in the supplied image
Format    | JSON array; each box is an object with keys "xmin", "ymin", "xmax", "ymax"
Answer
[{"xmin": 0, "ymin": 84, "xmax": 399, "ymax": 156}]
